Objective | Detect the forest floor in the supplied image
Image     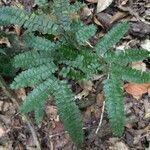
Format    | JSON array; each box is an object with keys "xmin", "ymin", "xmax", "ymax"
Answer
[{"xmin": 0, "ymin": 0, "xmax": 150, "ymax": 149}]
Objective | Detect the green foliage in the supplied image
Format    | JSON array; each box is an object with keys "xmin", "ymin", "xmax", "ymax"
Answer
[
  {"xmin": 0, "ymin": 31, "xmax": 23, "ymax": 77},
  {"xmin": 13, "ymin": 50, "xmax": 53, "ymax": 69},
  {"xmin": 1, "ymin": 1, "xmax": 150, "ymax": 146},
  {"xmin": 112, "ymin": 65, "xmax": 150, "ymax": 83},
  {"xmin": 19, "ymin": 78, "xmax": 83, "ymax": 145},
  {"xmin": 103, "ymin": 75, "xmax": 124, "ymax": 136},
  {"xmin": 95, "ymin": 21, "xmax": 129, "ymax": 56},
  {"xmin": 0, "ymin": 6, "xmax": 58, "ymax": 34},
  {"xmin": 104, "ymin": 49, "xmax": 150, "ymax": 65}
]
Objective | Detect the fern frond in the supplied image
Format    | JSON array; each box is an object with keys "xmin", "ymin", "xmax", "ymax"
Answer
[
  {"xmin": 23, "ymin": 32, "xmax": 57, "ymax": 51},
  {"xmin": 13, "ymin": 50, "xmax": 52, "ymax": 69},
  {"xmin": 0, "ymin": 55, "xmax": 15, "ymax": 76},
  {"xmin": 105, "ymin": 49, "xmax": 150, "ymax": 65},
  {"xmin": 35, "ymin": 104, "xmax": 45, "ymax": 123},
  {"xmin": 0, "ymin": 6, "xmax": 58, "ymax": 34},
  {"xmin": 103, "ymin": 75, "xmax": 125, "ymax": 136},
  {"xmin": 76, "ymin": 23, "xmax": 96, "ymax": 45},
  {"xmin": 11, "ymin": 63, "xmax": 57, "ymax": 89},
  {"xmin": 21, "ymin": 78, "xmax": 83, "ymax": 145},
  {"xmin": 58, "ymin": 48, "xmax": 102, "ymax": 79},
  {"xmin": 52, "ymin": 0, "xmax": 71, "ymax": 30},
  {"xmin": 53, "ymin": 80, "xmax": 84, "ymax": 145},
  {"xmin": 59, "ymin": 66, "xmax": 85, "ymax": 80},
  {"xmin": 112, "ymin": 65, "xmax": 150, "ymax": 83},
  {"xmin": 95, "ymin": 21, "xmax": 129, "ymax": 56}
]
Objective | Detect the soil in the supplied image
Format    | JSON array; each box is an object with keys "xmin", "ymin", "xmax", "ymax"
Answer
[{"xmin": 0, "ymin": 0, "xmax": 150, "ymax": 149}]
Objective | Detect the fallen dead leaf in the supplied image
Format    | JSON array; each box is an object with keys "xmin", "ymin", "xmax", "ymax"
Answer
[
  {"xmin": 46, "ymin": 106, "xmax": 59, "ymax": 122},
  {"xmin": 85, "ymin": 0, "xmax": 98, "ymax": 3},
  {"xmin": 96, "ymin": 93, "xmax": 104, "ymax": 107},
  {"xmin": 15, "ymin": 88, "xmax": 26, "ymax": 100},
  {"xmin": 0, "ymin": 37, "xmax": 11, "ymax": 47},
  {"xmin": 75, "ymin": 80, "xmax": 94, "ymax": 99},
  {"xmin": 97, "ymin": 0, "xmax": 113, "ymax": 13},
  {"xmin": 144, "ymin": 98, "xmax": 150, "ymax": 119},
  {"xmin": 14, "ymin": 25, "xmax": 21, "ymax": 36},
  {"xmin": 131, "ymin": 61, "xmax": 146, "ymax": 72},
  {"xmin": 124, "ymin": 83, "xmax": 150, "ymax": 99},
  {"xmin": 0, "ymin": 125, "xmax": 5, "ymax": 137},
  {"xmin": 110, "ymin": 11, "xmax": 128, "ymax": 24},
  {"xmin": 109, "ymin": 138, "xmax": 129, "ymax": 150},
  {"xmin": 141, "ymin": 39, "xmax": 150, "ymax": 51}
]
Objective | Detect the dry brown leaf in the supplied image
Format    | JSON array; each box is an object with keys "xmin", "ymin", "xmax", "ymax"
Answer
[
  {"xmin": 15, "ymin": 88, "xmax": 26, "ymax": 100},
  {"xmin": 96, "ymin": 93, "xmax": 104, "ymax": 107},
  {"xmin": 97, "ymin": 0, "xmax": 113, "ymax": 13},
  {"xmin": 0, "ymin": 125, "xmax": 5, "ymax": 137},
  {"xmin": 75, "ymin": 80, "xmax": 94, "ymax": 99},
  {"xmin": 14, "ymin": 25, "xmax": 21, "ymax": 36},
  {"xmin": 85, "ymin": 0, "xmax": 98, "ymax": 3},
  {"xmin": 144, "ymin": 98, "xmax": 150, "ymax": 119},
  {"xmin": 109, "ymin": 138, "xmax": 129, "ymax": 150},
  {"xmin": 0, "ymin": 37, "xmax": 11, "ymax": 47},
  {"xmin": 131, "ymin": 61, "xmax": 146, "ymax": 71},
  {"xmin": 81, "ymin": 6, "xmax": 92, "ymax": 18},
  {"xmin": 94, "ymin": 16, "xmax": 104, "ymax": 27},
  {"xmin": 46, "ymin": 106, "xmax": 59, "ymax": 122},
  {"xmin": 141, "ymin": 39, "xmax": 150, "ymax": 51},
  {"xmin": 110, "ymin": 11, "xmax": 128, "ymax": 24},
  {"xmin": 124, "ymin": 83, "xmax": 150, "ymax": 99}
]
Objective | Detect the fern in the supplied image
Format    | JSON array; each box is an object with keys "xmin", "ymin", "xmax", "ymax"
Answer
[
  {"xmin": 75, "ymin": 23, "xmax": 96, "ymax": 45},
  {"xmin": 13, "ymin": 50, "xmax": 53, "ymax": 69},
  {"xmin": 11, "ymin": 63, "xmax": 57, "ymax": 89},
  {"xmin": 23, "ymin": 32, "xmax": 58, "ymax": 51},
  {"xmin": 0, "ymin": 6, "xmax": 58, "ymax": 34},
  {"xmin": 1, "ymin": 1, "xmax": 150, "ymax": 146},
  {"xmin": 104, "ymin": 49, "xmax": 150, "ymax": 65},
  {"xmin": 103, "ymin": 75, "xmax": 124, "ymax": 136},
  {"xmin": 95, "ymin": 21, "xmax": 129, "ymax": 56},
  {"xmin": 19, "ymin": 78, "xmax": 83, "ymax": 145},
  {"xmin": 112, "ymin": 65, "xmax": 150, "ymax": 83}
]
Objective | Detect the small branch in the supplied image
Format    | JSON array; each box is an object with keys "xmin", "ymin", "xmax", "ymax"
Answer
[
  {"xmin": 117, "ymin": 5, "xmax": 150, "ymax": 25},
  {"xmin": 0, "ymin": 75, "xmax": 41, "ymax": 150},
  {"xmin": 86, "ymin": 41, "xmax": 94, "ymax": 48},
  {"xmin": 95, "ymin": 100, "xmax": 105, "ymax": 134}
]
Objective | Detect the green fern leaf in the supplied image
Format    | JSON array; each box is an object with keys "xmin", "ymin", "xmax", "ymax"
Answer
[
  {"xmin": 35, "ymin": 104, "xmax": 45, "ymax": 123},
  {"xmin": 103, "ymin": 75, "xmax": 125, "ymax": 136},
  {"xmin": 52, "ymin": 0, "xmax": 71, "ymax": 30},
  {"xmin": 11, "ymin": 63, "xmax": 57, "ymax": 89},
  {"xmin": 59, "ymin": 66, "xmax": 85, "ymax": 80},
  {"xmin": 76, "ymin": 23, "xmax": 96, "ymax": 45},
  {"xmin": 112, "ymin": 65, "xmax": 150, "ymax": 83},
  {"xmin": 104, "ymin": 49, "xmax": 150, "ymax": 65},
  {"xmin": 95, "ymin": 21, "xmax": 129, "ymax": 56},
  {"xmin": 23, "ymin": 32, "xmax": 57, "ymax": 51},
  {"xmin": 0, "ymin": 6, "xmax": 58, "ymax": 34},
  {"xmin": 21, "ymin": 78, "xmax": 84, "ymax": 145},
  {"xmin": 13, "ymin": 50, "xmax": 53, "ymax": 69},
  {"xmin": 0, "ymin": 55, "xmax": 15, "ymax": 76}
]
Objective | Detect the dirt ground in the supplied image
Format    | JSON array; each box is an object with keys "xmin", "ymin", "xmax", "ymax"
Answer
[{"xmin": 0, "ymin": 0, "xmax": 150, "ymax": 149}]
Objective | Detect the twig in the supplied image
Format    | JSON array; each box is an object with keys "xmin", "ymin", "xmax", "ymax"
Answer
[
  {"xmin": 0, "ymin": 75, "xmax": 41, "ymax": 150},
  {"xmin": 86, "ymin": 41, "xmax": 94, "ymax": 48},
  {"xmin": 95, "ymin": 100, "xmax": 105, "ymax": 134},
  {"xmin": 117, "ymin": 5, "xmax": 150, "ymax": 25}
]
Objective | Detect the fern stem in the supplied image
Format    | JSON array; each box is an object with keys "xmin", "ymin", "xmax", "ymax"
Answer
[{"xmin": 0, "ymin": 75, "xmax": 41, "ymax": 150}]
